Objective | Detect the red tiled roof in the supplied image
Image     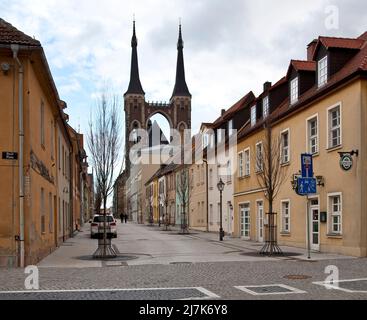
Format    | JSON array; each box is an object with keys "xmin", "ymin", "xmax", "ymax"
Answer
[
  {"xmin": 0, "ymin": 18, "xmax": 41, "ymax": 46},
  {"xmin": 239, "ymin": 32, "xmax": 367, "ymax": 143},
  {"xmin": 291, "ymin": 60, "xmax": 316, "ymax": 72},
  {"xmin": 319, "ymin": 36, "xmax": 364, "ymax": 50}
]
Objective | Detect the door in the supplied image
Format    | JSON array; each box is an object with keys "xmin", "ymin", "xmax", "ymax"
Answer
[
  {"xmin": 257, "ymin": 201, "xmax": 264, "ymax": 243},
  {"xmin": 240, "ymin": 204, "xmax": 250, "ymax": 240},
  {"xmin": 309, "ymin": 199, "xmax": 320, "ymax": 251},
  {"xmin": 227, "ymin": 203, "xmax": 233, "ymax": 235}
]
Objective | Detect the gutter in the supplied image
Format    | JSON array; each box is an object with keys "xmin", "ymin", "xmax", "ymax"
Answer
[{"xmin": 11, "ymin": 44, "xmax": 25, "ymax": 268}]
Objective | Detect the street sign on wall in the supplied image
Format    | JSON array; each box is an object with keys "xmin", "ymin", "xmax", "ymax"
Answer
[
  {"xmin": 2, "ymin": 152, "xmax": 18, "ymax": 160},
  {"xmin": 301, "ymin": 154, "xmax": 313, "ymax": 178},
  {"xmin": 298, "ymin": 178, "xmax": 317, "ymax": 196}
]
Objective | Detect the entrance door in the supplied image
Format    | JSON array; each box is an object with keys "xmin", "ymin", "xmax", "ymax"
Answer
[
  {"xmin": 257, "ymin": 201, "xmax": 264, "ymax": 243},
  {"xmin": 227, "ymin": 203, "xmax": 233, "ymax": 236},
  {"xmin": 309, "ymin": 199, "xmax": 320, "ymax": 251},
  {"xmin": 240, "ymin": 204, "xmax": 250, "ymax": 240}
]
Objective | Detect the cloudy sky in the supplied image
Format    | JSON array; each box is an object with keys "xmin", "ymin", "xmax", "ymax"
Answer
[{"xmin": 1, "ymin": 0, "xmax": 366, "ymax": 172}]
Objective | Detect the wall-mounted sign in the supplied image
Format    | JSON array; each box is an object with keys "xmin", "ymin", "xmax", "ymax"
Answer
[
  {"xmin": 301, "ymin": 154, "xmax": 314, "ymax": 178},
  {"xmin": 340, "ymin": 154, "xmax": 353, "ymax": 171},
  {"xmin": 2, "ymin": 152, "xmax": 18, "ymax": 160},
  {"xmin": 297, "ymin": 177, "xmax": 317, "ymax": 196}
]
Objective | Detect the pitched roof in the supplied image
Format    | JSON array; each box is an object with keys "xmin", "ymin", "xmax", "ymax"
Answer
[
  {"xmin": 319, "ymin": 36, "xmax": 364, "ymax": 50},
  {"xmin": 212, "ymin": 91, "xmax": 255, "ymax": 127},
  {"xmin": 291, "ymin": 60, "xmax": 316, "ymax": 72},
  {"xmin": 0, "ymin": 18, "xmax": 41, "ymax": 46},
  {"xmin": 239, "ymin": 32, "xmax": 367, "ymax": 143}
]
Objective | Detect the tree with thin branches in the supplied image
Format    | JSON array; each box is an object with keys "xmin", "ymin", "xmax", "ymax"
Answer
[
  {"xmin": 176, "ymin": 165, "xmax": 192, "ymax": 234},
  {"xmin": 88, "ymin": 90, "xmax": 121, "ymax": 259},
  {"xmin": 255, "ymin": 120, "xmax": 289, "ymax": 255}
]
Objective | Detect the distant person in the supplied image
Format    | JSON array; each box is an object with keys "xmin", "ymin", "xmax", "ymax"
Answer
[
  {"xmin": 124, "ymin": 214, "xmax": 128, "ymax": 224},
  {"xmin": 120, "ymin": 213, "xmax": 124, "ymax": 224}
]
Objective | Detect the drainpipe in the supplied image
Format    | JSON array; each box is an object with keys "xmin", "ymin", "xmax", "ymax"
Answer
[{"xmin": 11, "ymin": 44, "xmax": 25, "ymax": 268}]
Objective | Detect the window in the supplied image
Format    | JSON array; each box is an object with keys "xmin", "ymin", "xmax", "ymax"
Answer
[
  {"xmin": 318, "ymin": 56, "xmax": 328, "ymax": 87},
  {"xmin": 41, "ymin": 101, "xmax": 45, "ymax": 147},
  {"xmin": 238, "ymin": 152, "xmax": 244, "ymax": 178},
  {"xmin": 290, "ymin": 77, "xmax": 299, "ymax": 105},
  {"xmin": 49, "ymin": 193, "xmax": 53, "ymax": 233},
  {"xmin": 251, "ymin": 106, "xmax": 257, "ymax": 127},
  {"xmin": 281, "ymin": 130, "xmax": 290, "ymax": 164},
  {"xmin": 244, "ymin": 148, "xmax": 250, "ymax": 177},
  {"xmin": 328, "ymin": 105, "xmax": 341, "ymax": 148},
  {"xmin": 263, "ymin": 96, "xmax": 269, "ymax": 118},
  {"xmin": 51, "ymin": 121, "xmax": 54, "ymax": 160},
  {"xmin": 62, "ymin": 145, "xmax": 65, "ymax": 176},
  {"xmin": 227, "ymin": 161, "xmax": 232, "ymax": 183},
  {"xmin": 209, "ymin": 169, "xmax": 213, "ymax": 189},
  {"xmin": 217, "ymin": 129, "xmax": 223, "ymax": 144},
  {"xmin": 281, "ymin": 201, "xmax": 291, "ymax": 233},
  {"xmin": 329, "ymin": 194, "xmax": 342, "ymax": 235},
  {"xmin": 209, "ymin": 204, "xmax": 213, "ymax": 226},
  {"xmin": 307, "ymin": 116, "xmax": 319, "ymax": 154},
  {"xmin": 41, "ymin": 188, "xmax": 45, "ymax": 234},
  {"xmin": 256, "ymin": 142, "xmax": 264, "ymax": 173},
  {"xmin": 228, "ymin": 119, "xmax": 234, "ymax": 136},
  {"xmin": 58, "ymin": 136, "xmax": 61, "ymax": 170}
]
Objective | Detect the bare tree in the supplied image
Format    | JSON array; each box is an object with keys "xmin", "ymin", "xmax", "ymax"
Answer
[
  {"xmin": 255, "ymin": 121, "xmax": 289, "ymax": 255},
  {"xmin": 176, "ymin": 165, "xmax": 192, "ymax": 234},
  {"xmin": 88, "ymin": 90, "xmax": 121, "ymax": 259}
]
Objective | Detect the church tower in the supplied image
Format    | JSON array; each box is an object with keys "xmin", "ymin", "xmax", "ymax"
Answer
[{"xmin": 124, "ymin": 21, "xmax": 191, "ymax": 173}]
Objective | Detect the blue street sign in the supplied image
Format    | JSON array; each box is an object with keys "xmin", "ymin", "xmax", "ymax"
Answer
[
  {"xmin": 298, "ymin": 178, "xmax": 317, "ymax": 196},
  {"xmin": 301, "ymin": 154, "xmax": 314, "ymax": 178}
]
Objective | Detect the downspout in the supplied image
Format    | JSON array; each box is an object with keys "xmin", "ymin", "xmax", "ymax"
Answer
[{"xmin": 11, "ymin": 44, "xmax": 25, "ymax": 268}]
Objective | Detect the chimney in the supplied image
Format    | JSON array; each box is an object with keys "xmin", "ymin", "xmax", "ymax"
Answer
[
  {"xmin": 263, "ymin": 82, "xmax": 272, "ymax": 92},
  {"xmin": 221, "ymin": 109, "xmax": 226, "ymax": 117},
  {"xmin": 307, "ymin": 39, "xmax": 318, "ymax": 61}
]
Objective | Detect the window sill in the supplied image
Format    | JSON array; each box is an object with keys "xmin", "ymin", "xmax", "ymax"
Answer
[
  {"xmin": 239, "ymin": 175, "xmax": 251, "ymax": 181},
  {"xmin": 281, "ymin": 162, "xmax": 290, "ymax": 167},
  {"xmin": 280, "ymin": 232, "xmax": 291, "ymax": 237},
  {"xmin": 327, "ymin": 233, "xmax": 343, "ymax": 239},
  {"xmin": 311, "ymin": 152, "xmax": 320, "ymax": 158},
  {"xmin": 327, "ymin": 145, "xmax": 342, "ymax": 153}
]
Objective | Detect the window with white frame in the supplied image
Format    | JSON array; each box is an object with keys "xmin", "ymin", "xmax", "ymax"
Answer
[
  {"xmin": 290, "ymin": 77, "xmax": 299, "ymax": 104},
  {"xmin": 238, "ymin": 152, "xmax": 244, "ymax": 178},
  {"xmin": 329, "ymin": 194, "xmax": 342, "ymax": 235},
  {"xmin": 240, "ymin": 203, "xmax": 251, "ymax": 239},
  {"xmin": 228, "ymin": 119, "xmax": 234, "ymax": 136},
  {"xmin": 328, "ymin": 105, "xmax": 341, "ymax": 148},
  {"xmin": 227, "ymin": 161, "xmax": 232, "ymax": 183},
  {"xmin": 256, "ymin": 142, "xmax": 264, "ymax": 173},
  {"xmin": 217, "ymin": 129, "xmax": 223, "ymax": 144},
  {"xmin": 281, "ymin": 130, "xmax": 290, "ymax": 164},
  {"xmin": 318, "ymin": 56, "xmax": 328, "ymax": 87},
  {"xmin": 209, "ymin": 169, "xmax": 213, "ymax": 188},
  {"xmin": 308, "ymin": 116, "xmax": 319, "ymax": 154},
  {"xmin": 251, "ymin": 106, "xmax": 257, "ymax": 127},
  {"xmin": 263, "ymin": 96, "xmax": 269, "ymax": 119},
  {"xmin": 244, "ymin": 148, "xmax": 250, "ymax": 176},
  {"xmin": 281, "ymin": 201, "xmax": 291, "ymax": 233}
]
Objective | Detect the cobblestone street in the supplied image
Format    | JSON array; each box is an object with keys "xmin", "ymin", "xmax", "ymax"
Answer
[{"xmin": 0, "ymin": 223, "xmax": 367, "ymax": 300}]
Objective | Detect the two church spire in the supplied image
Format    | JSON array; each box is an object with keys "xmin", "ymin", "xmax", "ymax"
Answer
[{"xmin": 125, "ymin": 21, "xmax": 191, "ymax": 98}]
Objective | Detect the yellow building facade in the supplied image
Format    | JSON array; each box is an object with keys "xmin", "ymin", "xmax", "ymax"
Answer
[{"xmin": 234, "ymin": 34, "xmax": 367, "ymax": 257}]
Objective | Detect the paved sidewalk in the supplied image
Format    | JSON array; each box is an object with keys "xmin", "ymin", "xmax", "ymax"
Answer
[{"xmin": 36, "ymin": 222, "xmax": 355, "ymax": 269}]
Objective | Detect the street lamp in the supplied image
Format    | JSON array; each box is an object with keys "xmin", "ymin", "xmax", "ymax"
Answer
[{"xmin": 217, "ymin": 178, "xmax": 225, "ymax": 242}]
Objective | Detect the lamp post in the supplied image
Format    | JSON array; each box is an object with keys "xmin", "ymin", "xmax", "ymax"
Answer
[{"xmin": 217, "ymin": 178, "xmax": 225, "ymax": 242}]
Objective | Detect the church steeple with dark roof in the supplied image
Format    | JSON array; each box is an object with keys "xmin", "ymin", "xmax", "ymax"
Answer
[
  {"xmin": 125, "ymin": 20, "xmax": 145, "ymax": 96},
  {"xmin": 172, "ymin": 23, "xmax": 191, "ymax": 98}
]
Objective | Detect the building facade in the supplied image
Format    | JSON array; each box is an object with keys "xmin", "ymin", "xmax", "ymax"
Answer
[{"xmin": 233, "ymin": 33, "xmax": 367, "ymax": 257}]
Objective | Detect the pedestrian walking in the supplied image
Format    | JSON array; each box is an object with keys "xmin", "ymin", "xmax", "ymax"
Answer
[
  {"xmin": 120, "ymin": 213, "xmax": 124, "ymax": 224},
  {"xmin": 124, "ymin": 214, "xmax": 128, "ymax": 224}
]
